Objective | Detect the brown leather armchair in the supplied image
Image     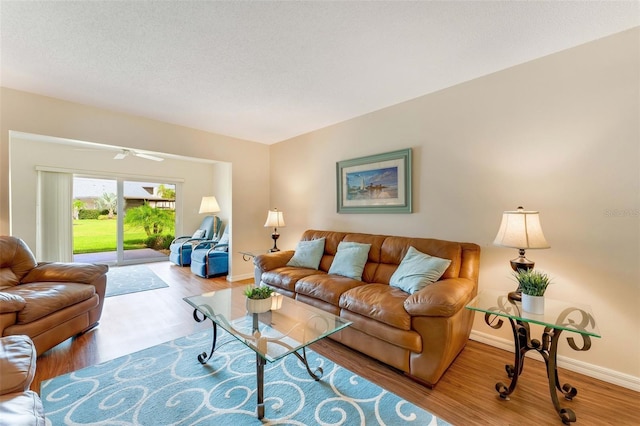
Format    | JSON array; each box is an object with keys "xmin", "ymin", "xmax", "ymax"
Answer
[{"xmin": 0, "ymin": 236, "xmax": 108, "ymax": 355}]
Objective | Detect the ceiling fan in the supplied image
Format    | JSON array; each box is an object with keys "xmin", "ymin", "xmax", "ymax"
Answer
[{"xmin": 114, "ymin": 149, "xmax": 164, "ymax": 162}]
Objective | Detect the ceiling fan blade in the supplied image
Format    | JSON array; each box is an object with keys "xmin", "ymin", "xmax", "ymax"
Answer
[
  {"xmin": 113, "ymin": 152, "xmax": 127, "ymax": 160},
  {"xmin": 134, "ymin": 152, "xmax": 164, "ymax": 162}
]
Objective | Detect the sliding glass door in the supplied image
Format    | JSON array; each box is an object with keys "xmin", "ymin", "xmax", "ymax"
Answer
[
  {"xmin": 72, "ymin": 176, "xmax": 176, "ymax": 265},
  {"xmin": 121, "ymin": 180, "xmax": 175, "ymax": 263}
]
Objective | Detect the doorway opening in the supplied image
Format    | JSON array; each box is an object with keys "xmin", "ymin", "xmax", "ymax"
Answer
[{"xmin": 72, "ymin": 176, "xmax": 176, "ymax": 266}]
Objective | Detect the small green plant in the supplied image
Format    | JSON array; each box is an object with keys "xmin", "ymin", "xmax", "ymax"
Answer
[
  {"xmin": 513, "ymin": 269, "xmax": 551, "ymax": 296},
  {"xmin": 244, "ymin": 286, "xmax": 273, "ymax": 300}
]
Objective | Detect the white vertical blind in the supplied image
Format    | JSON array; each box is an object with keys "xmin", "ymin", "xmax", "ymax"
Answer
[{"xmin": 36, "ymin": 171, "xmax": 73, "ymax": 262}]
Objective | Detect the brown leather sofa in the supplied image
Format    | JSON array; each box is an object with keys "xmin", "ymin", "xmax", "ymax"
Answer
[
  {"xmin": 0, "ymin": 236, "xmax": 108, "ymax": 355},
  {"xmin": 254, "ymin": 230, "xmax": 480, "ymax": 387}
]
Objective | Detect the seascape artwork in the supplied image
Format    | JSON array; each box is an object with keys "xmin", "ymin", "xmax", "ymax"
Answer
[
  {"xmin": 346, "ymin": 166, "xmax": 399, "ymax": 200},
  {"xmin": 337, "ymin": 148, "xmax": 411, "ymax": 213}
]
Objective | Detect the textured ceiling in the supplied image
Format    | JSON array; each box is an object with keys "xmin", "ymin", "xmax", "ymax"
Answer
[{"xmin": 1, "ymin": 1, "xmax": 638, "ymax": 144}]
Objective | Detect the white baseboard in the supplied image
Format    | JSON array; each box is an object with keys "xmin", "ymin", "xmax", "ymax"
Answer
[
  {"xmin": 469, "ymin": 330, "xmax": 640, "ymax": 392},
  {"xmin": 227, "ymin": 273, "xmax": 253, "ymax": 282}
]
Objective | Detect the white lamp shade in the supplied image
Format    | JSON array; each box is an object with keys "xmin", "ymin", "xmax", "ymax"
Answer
[
  {"xmin": 199, "ymin": 196, "xmax": 220, "ymax": 214},
  {"xmin": 264, "ymin": 210, "xmax": 285, "ymax": 228},
  {"xmin": 494, "ymin": 208, "xmax": 549, "ymax": 249}
]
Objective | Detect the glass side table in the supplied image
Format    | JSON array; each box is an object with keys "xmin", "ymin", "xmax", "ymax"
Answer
[
  {"xmin": 239, "ymin": 249, "xmax": 274, "ymax": 262},
  {"xmin": 466, "ymin": 289, "xmax": 600, "ymax": 425}
]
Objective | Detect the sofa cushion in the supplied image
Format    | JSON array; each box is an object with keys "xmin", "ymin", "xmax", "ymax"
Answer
[
  {"xmin": 295, "ymin": 274, "xmax": 364, "ymax": 306},
  {"xmin": 286, "ymin": 238, "xmax": 325, "ymax": 269},
  {"xmin": 328, "ymin": 242, "xmax": 371, "ymax": 280},
  {"xmin": 389, "ymin": 246, "xmax": 451, "ymax": 294},
  {"xmin": 6, "ymin": 283, "xmax": 96, "ymax": 324},
  {"xmin": 261, "ymin": 267, "xmax": 324, "ymax": 293},
  {"xmin": 339, "ymin": 284, "xmax": 412, "ymax": 330}
]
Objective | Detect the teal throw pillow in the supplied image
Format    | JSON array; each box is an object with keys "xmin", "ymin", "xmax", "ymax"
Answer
[
  {"xmin": 286, "ymin": 238, "xmax": 326, "ymax": 270},
  {"xmin": 389, "ymin": 246, "xmax": 451, "ymax": 294},
  {"xmin": 328, "ymin": 241, "xmax": 371, "ymax": 281}
]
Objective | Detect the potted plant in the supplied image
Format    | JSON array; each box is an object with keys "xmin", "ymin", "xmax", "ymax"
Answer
[
  {"xmin": 513, "ymin": 269, "xmax": 551, "ymax": 314},
  {"xmin": 244, "ymin": 286, "xmax": 274, "ymax": 314}
]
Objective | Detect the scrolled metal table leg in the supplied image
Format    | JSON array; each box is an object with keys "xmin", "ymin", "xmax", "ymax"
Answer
[
  {"xmin": 545, "ymin": 328, "xmax": 577, "ymax": 424},
  {"xmin": 292, "ymin": 346, "xmax": 323, "ymax": 380},
  {"xmin": 556, "ymin": 334, "xmax": 590, "ymax": 401},
  {"xmin": 496, "ymin": 318, "xmax": 527, "ymax": 400},
  {"xmin": 192, "ymin": 308, "xmax": 218, "ymax": 364}
]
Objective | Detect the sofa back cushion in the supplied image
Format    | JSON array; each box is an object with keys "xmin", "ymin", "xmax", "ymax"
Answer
[
  {"xmin": 0, "ymin": 237, "xmax": 37, "ymax": 288},
  {"xmin": 342, "ymin": 233, "xmax": 387, "ymax": 282}
]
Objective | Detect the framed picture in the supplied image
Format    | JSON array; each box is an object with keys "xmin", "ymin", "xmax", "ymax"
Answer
[{"xmin": 336, "ymin": 148, "xmax": 412, "ymax": 213}]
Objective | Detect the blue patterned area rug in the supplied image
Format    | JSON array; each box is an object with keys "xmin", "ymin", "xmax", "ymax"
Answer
[
  {"xmin": 41, "ymin": 329, "xmax": 450, "ymax": 425},
  {"xmin": 105, "ymin": 264, "xmax": 169, "ymax": 298}
]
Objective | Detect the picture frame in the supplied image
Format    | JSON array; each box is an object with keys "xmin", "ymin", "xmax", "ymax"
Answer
[{"xmin": 336, "ymin": 148, "xmax": 412, "ymax": 214}]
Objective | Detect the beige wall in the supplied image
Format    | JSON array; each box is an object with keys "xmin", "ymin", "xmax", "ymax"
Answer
[
  {"xmin": 270, "ymin": 28, "xmax": 640, "ymax": 387},
  {"xmin": 0, "ymin": 88, "xmax": 271, "ymax": 280}
]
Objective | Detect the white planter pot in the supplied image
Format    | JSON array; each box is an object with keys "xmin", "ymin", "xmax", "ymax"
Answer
[
  {"xmin": 521, "ymin": 294, "xmax": 545, "ymax": 315},
  {"xmin": 246, "ymin": 297, "xmax": 272, "ymax": 314}
]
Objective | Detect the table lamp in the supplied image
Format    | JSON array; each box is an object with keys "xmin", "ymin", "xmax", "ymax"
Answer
[
  {"xmin": 494, "ymin": 206, "xmax": 550, "ymax": 300},
  {"xmin": 199, "ymin": 196, "xmax": 221, "ymax": 236},
  {"xmin": 264, "ymin": 209, "xmax": 285, "ymax": 252}
]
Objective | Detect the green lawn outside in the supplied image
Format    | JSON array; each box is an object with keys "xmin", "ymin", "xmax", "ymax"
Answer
[{"xmin": 73, "ymin": 219, "xmax": 174, "ymax": 253}]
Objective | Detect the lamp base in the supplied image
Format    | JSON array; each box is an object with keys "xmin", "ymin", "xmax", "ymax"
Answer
[
  {"xmin": 269, "ymin": 232, "xmax": 280, "ymax": 252},
  {"xmin": 509, "ymin": 251, "xmax": 534, "ymax": 301},
  {"xmin": 509, "ymin": 256, "xmax": 535, "ymax": 272}
]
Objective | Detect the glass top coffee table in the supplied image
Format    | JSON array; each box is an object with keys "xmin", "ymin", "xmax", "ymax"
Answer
[{"xmin": 184, "ymin": 286, "xmax": 351, "ymax": 419}]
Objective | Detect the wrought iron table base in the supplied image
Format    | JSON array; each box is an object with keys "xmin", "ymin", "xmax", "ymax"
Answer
[
  {"xmin": 485, "ymin": 313, "xmax": 590, "ymax": 424},
  {"xmin": 193, "ymin": 309, "xmax": 323, "ymax": 419}
]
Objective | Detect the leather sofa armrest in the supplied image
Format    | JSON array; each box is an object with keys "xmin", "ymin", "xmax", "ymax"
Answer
[
  {"xmin": 0, "ymin": 292, "xmax": 26, "ymax": 313},
  {"xmin": 21, "ymin": 262, "xmax": 108, "ymax": 285},
  {"xmin": 404, "ymin": 278, "xmax": 476, "ymax": 317},
  {"xmin": 0, "ymin": 335, "xmax": 37, "ymax": 395},
  {"xmin": 253, "ymin": 251, "xmax": 294, "ymax": 272}
]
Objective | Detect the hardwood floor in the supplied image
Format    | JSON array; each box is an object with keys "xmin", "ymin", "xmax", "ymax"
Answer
[{"xmin": 32, "ymin": 262, "xmax": 639, "ymax": 425}]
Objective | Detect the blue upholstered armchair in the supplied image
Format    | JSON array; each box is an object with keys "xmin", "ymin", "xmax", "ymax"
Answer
[
  {"xmin": 169, "ymin": 216, "xmax": 222, "ymax": 266},
  {"xmin": 190, "ymin": 227, "xmax": 229, "ymax": 278}
]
